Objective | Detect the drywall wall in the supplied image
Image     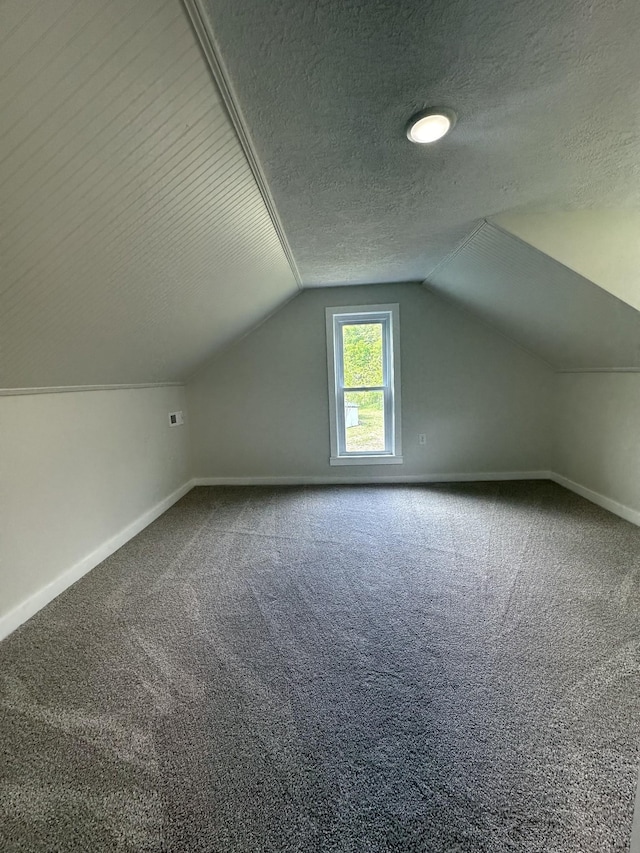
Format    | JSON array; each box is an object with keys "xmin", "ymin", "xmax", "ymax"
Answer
[
  {"xmin": 554, "ymin": 373, "xmax": 640, "ymax": 518},
  {"xmin": 493, "ymin": 211, "xmax": 640, "ymax": 312},
  {"xmin": 188, "ymin": 283, "xmax": 553, "ymax": 480},
  {"xmin": 427, "ymin": 221, "xmax": 640, "ymax": 370},
  {"xmin": 0, "ymin": 386, "xmax": 190, "ymax": 634}
]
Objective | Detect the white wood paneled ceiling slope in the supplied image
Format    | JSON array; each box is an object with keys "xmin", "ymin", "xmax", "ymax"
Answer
[
  {"xmin": 0, "ymin": 0, "xmax": 299, "ymax": 390},
  {"xmin": 3, "ymin": 0, "xmax": 640, "ymax": 390},
  {"xmin": 428, "ymin": 222, "xmax": 640, "ymax": 370}
]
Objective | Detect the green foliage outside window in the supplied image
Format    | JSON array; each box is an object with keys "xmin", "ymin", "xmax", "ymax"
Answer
[{"xmin": 342, "ymin": 324, "xmax": 383, "ymax": 410}]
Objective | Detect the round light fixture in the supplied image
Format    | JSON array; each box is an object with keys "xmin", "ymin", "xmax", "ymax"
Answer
[{"xmin": 406, "ymin": 108, "xmax": 456, "ymax": 144}]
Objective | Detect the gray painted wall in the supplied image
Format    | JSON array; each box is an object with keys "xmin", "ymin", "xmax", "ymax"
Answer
[
  {"xmin": 427, "ymin": 222, "xmax": 640, "ymax": 370},
  {"xmin": 5, "ymin": 287, "xmax": 639, "ymax": 644},
  {"xmin": 188, "ymin": 283, "xmax": 553, "ymax": 479},
  {"xmin": 554, "ymin": 373, "xmax": 640, "ymax": 515},
  {"xmin": 0, "ymin": 386, "xmax": 190, "ymax": 625},
  {"xmin": 493, "ymin": 211, "xmax": 640, "ymax": 312}
]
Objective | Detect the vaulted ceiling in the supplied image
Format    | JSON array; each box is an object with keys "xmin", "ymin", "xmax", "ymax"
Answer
[
  {"xmin": 2, "ymin": 0, "xmax": 639, "ymax": 389},
  {"xmin": 198, "ymin": 0, "xmax": 640, "ymax": 290}
]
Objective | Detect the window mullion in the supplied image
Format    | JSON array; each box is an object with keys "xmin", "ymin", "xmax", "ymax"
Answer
[
  {"xmin": 337, "ymin": 387, "xmax": 346, "ymax": 454},
  {"xmin": 383, "ymin": 316, "xmax": 392, "ymax": 452},
  {"xmin": 335, "ymin": 320, "xmax": 346, "ymax": 455},
  {"xmin": 384, "ymin": 384, "xmax": 392, "ymax": 452}
]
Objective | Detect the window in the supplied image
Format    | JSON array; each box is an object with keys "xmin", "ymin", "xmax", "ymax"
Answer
[{"xmin": 326, "ymin": 304, "xmax": 402, "ymax": 465}]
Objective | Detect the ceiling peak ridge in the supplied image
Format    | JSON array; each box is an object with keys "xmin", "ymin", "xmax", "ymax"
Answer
[{"xmin": 180, "ymin": 0, "xmax": 303, "ymax": 290}]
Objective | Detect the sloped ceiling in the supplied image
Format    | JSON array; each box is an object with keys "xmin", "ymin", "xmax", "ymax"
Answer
[
  {"xmin": 3, "ymin": 0, "xmax": 640, "ymax": 389},
  {"xmin": 0, "ymin": 0, "xmax": 298, "ymax": 389},
  {"xmin": 197, "ymin": 0, "xmax": 640, "ymax": 288},
  {"xmin": 427, "ymin": 222, "xmax": 640, "ymax": 370},
  {"xmin": 492, "ymin": 212, "xmax": 640, "ymax": 312}
]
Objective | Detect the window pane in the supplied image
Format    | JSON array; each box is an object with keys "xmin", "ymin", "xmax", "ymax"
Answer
[
  {"xmin": 342, "ymin": 323, "xmax": 383, "ymax": 387},
  {"xmin": 344, "ymin": 390, "xmax": 385, "ymax": 452}
]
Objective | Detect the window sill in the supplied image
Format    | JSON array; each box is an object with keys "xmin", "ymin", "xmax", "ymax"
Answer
[{"xmin": 329, "ymin": 455, "xmax": 404, "ymax": 466}]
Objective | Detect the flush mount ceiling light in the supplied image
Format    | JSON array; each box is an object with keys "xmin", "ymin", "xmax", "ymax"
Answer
[{"xmin": 406, "ymin": 108, "xmax": 456, "ymax": 144}]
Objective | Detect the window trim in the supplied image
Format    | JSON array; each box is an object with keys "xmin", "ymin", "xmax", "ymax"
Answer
[{"xmin": 326, "ymin": 303, "xmax": 403, "ymax": 466}]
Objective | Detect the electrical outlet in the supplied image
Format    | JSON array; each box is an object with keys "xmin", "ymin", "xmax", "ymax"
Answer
[
  {"xmin": 418, "ymin": 433, "xmax": 426, "ymax": 445},
  {"xmin": 169, "ymin": 411, "xmax": 184, "ymax": 426}
]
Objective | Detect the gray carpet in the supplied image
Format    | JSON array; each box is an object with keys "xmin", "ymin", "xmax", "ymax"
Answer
[{"xmin": 1, "ymin": 481, "xmax": 640, "ymax": 852}]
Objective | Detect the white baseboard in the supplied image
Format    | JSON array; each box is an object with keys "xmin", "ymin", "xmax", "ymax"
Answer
[
  {"xmin": 194, "ymin": 471, "xmax": 640, "ymax": 528},
  {"xmin": 630, "ymin": 769, "xmax": 640, "ymax": 853},
  {"xmin": 549, "ymin": 471, "xmax": 640, "ymax": 846},
  {"xmin": 549, "ymin": 472, "xmax": 640, "ymax": 527},
  {"xmin": 0, "ymin": 479, "xmax": 196, "ymax": 642},
  {"xmin": 193, "ymin": 471, "xmax": 551, "ymax": 487},
  {"xmin": 5, "ymin": 470, "xmax": 636, "ymax": 643},
  {"xmin": 192, "ymin": 471, "xmax": 640, "ymax": 528}
]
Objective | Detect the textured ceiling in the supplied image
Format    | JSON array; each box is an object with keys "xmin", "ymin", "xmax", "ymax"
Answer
[
  {"xmin": 0, "ymin": 0, "xmax": 298, "ymax": 389},
  {"xmin": 198, "ymin": 0, "xmax": 640, "ymax": 287},
  {"xmin": 428, "ymin": 223, "xmax": 640, "ymax": 370}
]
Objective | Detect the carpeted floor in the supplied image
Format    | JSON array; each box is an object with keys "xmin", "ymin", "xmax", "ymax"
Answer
[{"xmin": 1, "ymin": 481, "xmax": 640, "ymax": 852}]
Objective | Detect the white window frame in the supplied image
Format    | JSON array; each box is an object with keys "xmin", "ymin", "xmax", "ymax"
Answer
[{"xmin": 326, "ymin": 303, "xmax": 402, "ymax": 466}]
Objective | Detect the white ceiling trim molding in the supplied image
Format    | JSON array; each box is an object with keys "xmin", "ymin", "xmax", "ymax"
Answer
[
  {"xmin": 181, "ymin": 0, "xmax": 302, "ymax": 289},
  {"xmin": 0, "ymin": 383, "xmax": 185, "ymax": 397},
  {"xmin": 555, "ymin": 368, "xmax": 640, "ymax": 374}
]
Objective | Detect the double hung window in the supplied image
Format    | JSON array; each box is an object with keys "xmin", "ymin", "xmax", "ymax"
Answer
[{"xmin": 326, "ymin": 304, "xmax": 402, "ymax": 465}]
